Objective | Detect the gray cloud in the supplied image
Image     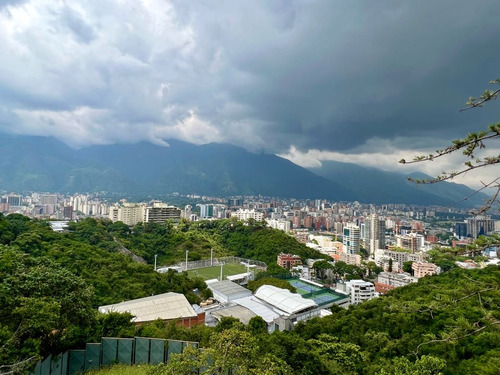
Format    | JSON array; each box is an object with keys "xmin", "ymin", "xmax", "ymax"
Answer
[{"xmin": 0, "ymin": 0, "xmax": 499, "ymax": 165}]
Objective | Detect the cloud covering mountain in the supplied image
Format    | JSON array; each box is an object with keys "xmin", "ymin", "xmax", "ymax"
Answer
[
  {"xmin": 0, "ymin": 134, "xmax": 489, "ymax": 207},
  {"xmin": 1, "ymin": 1, "xmax": 499, "ymax": 188}
]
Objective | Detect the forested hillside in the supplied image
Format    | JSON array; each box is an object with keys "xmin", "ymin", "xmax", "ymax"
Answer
[{"xmin": 0, "ymin": 214, "xmax": 499, "ymax": 374}]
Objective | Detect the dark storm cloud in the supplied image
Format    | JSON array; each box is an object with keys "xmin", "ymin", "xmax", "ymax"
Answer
[{"xmin": 0, "ymin": 0, "xmax": 499, "ymax": 157}]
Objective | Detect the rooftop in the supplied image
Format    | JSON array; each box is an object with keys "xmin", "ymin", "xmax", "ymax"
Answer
[
  {"xmin": 206, "ymin": 280, "xmax": 253, "ymax": 300},
  {"xmin": 254, "ymin": 285, "xmax": 317, "ymax": 315},
  {"xmin": 98, "ymin": 292, "xmax": 197, "ymax": 323}
]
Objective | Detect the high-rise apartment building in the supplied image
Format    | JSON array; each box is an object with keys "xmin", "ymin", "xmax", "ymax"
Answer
[
  {"xmin": 199, "ymin": 204, "xmax": 214, "ymax": 219},
  {"xmin": 465, "ymin": 216, "xmax": 494, "ymax": 238},
  {"xmin": 145, "ymin": 203, "xmax": 181, "ymax": 223},
  {"xmin": 343, "ymin": 224, "xmax": 361, "ymax": 254},
  {"xmin": 109, "ymin": 203, "xmax": 146, "ymax": 226},
  {"xmin": 6, "ymin": 194, "xmax": 22, "ymax": 207},
  {"xmin": 364, "ymin": 214, "xmax": 386, "ymax": 256}
]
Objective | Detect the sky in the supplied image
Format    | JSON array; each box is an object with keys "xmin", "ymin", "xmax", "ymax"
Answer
[{"xmin": 1, "ymin": 0, "xmax": 500, "ymax": 188}]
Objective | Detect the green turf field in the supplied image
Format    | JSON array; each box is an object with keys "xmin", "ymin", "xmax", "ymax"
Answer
[{"xmin": 187, "ymin": 263, "xmax": 248, "ymax": 280}]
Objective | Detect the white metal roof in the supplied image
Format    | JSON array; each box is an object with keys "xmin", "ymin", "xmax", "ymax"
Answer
[
  {"xmin": 207, "ymin": 280, "xmax": 252, "ymax": 301},
  {"xmin": 98, "ymin": 292, "xmax": 197, "ymax": 323},
  {"xmin": 233, "ymin": 296, "xmax": 279, "ymax": 323},
  {"xmin": 226, "ymin": 272, "xmax": 251, "ymax": 281},
  {"xmin": 254, "ymin": 285, "xmax": 317, "ymax": 315}
]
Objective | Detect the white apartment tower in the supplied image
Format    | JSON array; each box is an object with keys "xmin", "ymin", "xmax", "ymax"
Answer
[{"xmin": 343, "ymin": 224, "xmax": 361, "ymax": 254}]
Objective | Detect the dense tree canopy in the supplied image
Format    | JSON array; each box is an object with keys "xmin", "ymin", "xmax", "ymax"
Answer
[{"xmin": 0, "ymin": 213, "xmax": 498, "ymax": 375}]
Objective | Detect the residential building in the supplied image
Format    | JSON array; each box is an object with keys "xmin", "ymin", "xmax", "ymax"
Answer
[
  {"xmin": 395, "ymin": 232, "xmax": 424, "ymax": 252},
  {"xmin": 231, "ymin": 209, "xmax": 264, "ymax": 222},
  {"xmin": 466, "ymin": 216, "xmax": 494, "ymax": 238},
  {"xmin": 108, "ymin": 203, "xmax": 146, "ymax": 226},
  {"xmin": 339, "ymin": 253, "xmax": 362, "ymax": 266},
  {"xmin": 267, "ymin": 219, "xmax": 291, "ymax": 232},
  {"xmin": 145, "ymin": 203, "xmax": 181, "ymax": 223},
  {"xmin": 374, "ymin": 272, "xmax": 417, "ymax": 294},
  {"xmin": 277, "ymin": 253, "xmax": 302, "ymax": 270},
  {"xmin": 343, "ymin": 224, "xmax": 361, "ymax": 254},
  {"xmin": 345, "ymin": 280, "xmax": 376, "ymax": 305},
  {"xmin": 412, "ymin": 261, "xmax": 439, "ymax": 278},
  {"xmin": 364, "ymin": 214, "xmax": 386, "ymax": 256}
]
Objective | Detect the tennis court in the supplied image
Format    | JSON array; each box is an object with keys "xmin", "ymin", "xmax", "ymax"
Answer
[
  {"xmin": 287, "ymin": 278, "xmax": 322, "ymax": 295},
  {"xmin": 187, "ymin": 263, "xmax": 248, "ymax": 280},
  {"xmin": 285, "ymin": 278, "xmax": 348, "ymax": 306}
]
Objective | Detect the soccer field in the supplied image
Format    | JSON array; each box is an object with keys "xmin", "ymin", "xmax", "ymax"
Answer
[{"xmin": 187, "ymin": 263, "xmax": 248, "ymax": 280}]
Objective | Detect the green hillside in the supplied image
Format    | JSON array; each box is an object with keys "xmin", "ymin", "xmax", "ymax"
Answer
[{"xmin": 0, "ymin": 214, "xmax": 498, "ymax": 374}]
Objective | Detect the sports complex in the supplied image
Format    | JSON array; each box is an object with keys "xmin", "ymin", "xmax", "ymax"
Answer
[
  {"xmin": 285, "ymin": 278, "xmax": 348, "ymax": 306},
  {"xmin": 187, "ymin": 263, "xmax": 248, "ymax": 280}
]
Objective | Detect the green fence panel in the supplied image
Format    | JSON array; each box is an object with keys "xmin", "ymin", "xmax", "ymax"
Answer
[
  {"xmin": 167, "ymin": 340, "xmax": 183, "ymax": 362},
  {"xmin": 199, "ymin": 348, "xmax": 212, "ymax": 374},
  {"xmin": 149, "ymin": 339, "xmax": 166, "ymax": 365},
  {"xmin": 134, "ymin": 337, "xmax": 150, "ymax": 364},
  {"xmin": 101, "ymin": 338, "xmax": 118, "ymax": 365},
  {"xmin": 50, "ymin": 354, "xmax": 63, "ymax": 375},
  {"xmin": 41, "ymin": 354, "xmax": 52, "ymax": 375},
  {"xmin": 31, "ymin": 360, "xmax": 42, "ymax": 375},
  {"xmin": 85, "ymin": 343, "xmax": 101, "ymax": 371},
  {"xmin": 68, "ymin": 350, "xmax": 85, "ymax": 375},
  {"xmin": 61, "ymin": 352, "xmax": 69, "ymax": 375},
  {"xmin": 117, "ymin": 338, "xmax": 134, "ymax": 365},
  {"xmin": 183, "ymin": 341, "xmax": 199, "ymax": 349}
]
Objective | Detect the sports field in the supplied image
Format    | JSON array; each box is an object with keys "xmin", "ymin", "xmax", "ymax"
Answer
[
  {"xmin": 285, "ymin": 278, "xmax": 348, "ymax": 306},
  {"xmin": 187, "ymin": 263, "xmax": 248, "ymax": 280}
]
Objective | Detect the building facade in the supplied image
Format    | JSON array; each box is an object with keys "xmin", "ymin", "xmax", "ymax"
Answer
[{"xmin": 343, "ymin": 224, "xmax": 361, "ymax": 254}]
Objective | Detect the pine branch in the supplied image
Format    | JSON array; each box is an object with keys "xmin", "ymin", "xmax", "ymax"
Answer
[
  {"xmin": 413, "ymin": 321, "xmax": 500, "ymax": 358},
  {"xmin": 406, "ymin": 156, "xmax": 500, "ymax": 184},
  {"xmin": 399, "ymin": 125, "xmax": 500, "ymax": 166},
  {"xmin": 460, "ymin": 79, "xmax": 500, "ymax": 111},
  {"xmin": 0, "ymin": 356, "xmax": 37, "ymax": 375}
]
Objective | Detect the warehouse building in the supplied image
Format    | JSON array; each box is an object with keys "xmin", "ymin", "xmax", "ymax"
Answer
[{"xmin": 98, "ymin": 292, "xmax": 205, "ymax": 328}]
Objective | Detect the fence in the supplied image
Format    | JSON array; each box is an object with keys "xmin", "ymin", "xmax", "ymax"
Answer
[
  {"xmin": 29, "ymin": 337, "xmax": 199, "ymax": 375},
  {"xmin": 174, "ymin": 256, "xmax": 267, "ymax": 272}
]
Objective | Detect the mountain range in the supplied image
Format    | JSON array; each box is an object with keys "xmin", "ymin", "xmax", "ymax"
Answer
[{"xmin": 0, "ymin": 134, "xmax": 488, "ymax": 207}]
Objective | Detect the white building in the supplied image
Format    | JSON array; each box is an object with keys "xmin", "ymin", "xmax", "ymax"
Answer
[
  {"xmin": 343, "ymin": 224, "xmax": 361, "ymax": 254},
  {"xmin": 231, "ymin": 209, "xmax": 264, "ymax": 222},
  {"xmin": 345, "ymin": 280, "xmax": 376, "ymax": 305},
  {"xmin": 267, "ymin": 219, "xmax": 291, "ymax": 232}
]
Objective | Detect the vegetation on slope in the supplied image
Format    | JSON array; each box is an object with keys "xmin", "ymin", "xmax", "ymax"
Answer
[{"xmin": 0, "ymin": 214, "xmax": 499, "ymax": 375}]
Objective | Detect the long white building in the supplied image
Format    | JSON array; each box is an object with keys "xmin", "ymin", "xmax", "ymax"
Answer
[{"xmin": 231, "ymin": 209, "xmax": 264, "ymax": 222}]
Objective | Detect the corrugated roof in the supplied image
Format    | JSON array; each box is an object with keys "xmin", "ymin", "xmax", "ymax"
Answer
[
  {"xmin": 233, "ymin": 296, "xmax": 279, "ymax": 323},
  {"xmin": 207, "ymin": 280, "xmax": 252, "ymax": 300},
  {"xmin": 98, "ymin": 292, "xmax": 197, "ymax": 323},
  {"xmin": 255, "ymin": 285, "xmax": 317, "ymax": 315},
  {"xmin": 210, "ymin": 305, "xmax": 256, "ymax": 325}
]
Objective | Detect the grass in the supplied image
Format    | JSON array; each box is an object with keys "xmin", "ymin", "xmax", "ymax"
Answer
[{"xmin": 187, "ymin": 263, "xmax": 248, "ymax": 280}]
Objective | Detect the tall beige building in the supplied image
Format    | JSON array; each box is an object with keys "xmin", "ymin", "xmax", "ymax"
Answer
[{"xmin": 109, "ymin": 203, "xmax": 146, "ymax": 226}]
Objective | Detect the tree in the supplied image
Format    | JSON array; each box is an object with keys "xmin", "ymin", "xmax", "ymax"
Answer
[
  {"xmin": 206, "ymin": 328, "xmax": 292, "ymax": 374},
  {"xmin": 0, "ymin": 246, "xmax": 96, "ymax": 369},
  {"xmin": 400, "ymin": 78, "xmax": 500, "ymax": 214},
  {"xmin": 403, "ymin": 261, "xmax": 413, "ymax": 274},
  {"xmin": 376, "ymin": 355, "xmax": 446, "ymax": 375},
  {"xmin": 247, "ymin": 316, "xmax": 268, "ymax": 335},
  {"xmin": 313, "ymin": 260, "xmax": 334, "ymax": 281}
]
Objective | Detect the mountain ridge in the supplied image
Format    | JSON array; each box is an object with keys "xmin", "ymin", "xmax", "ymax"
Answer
[{"xmin": 0, "ymin": 134, "xmax": 488, "ymax": 206}]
